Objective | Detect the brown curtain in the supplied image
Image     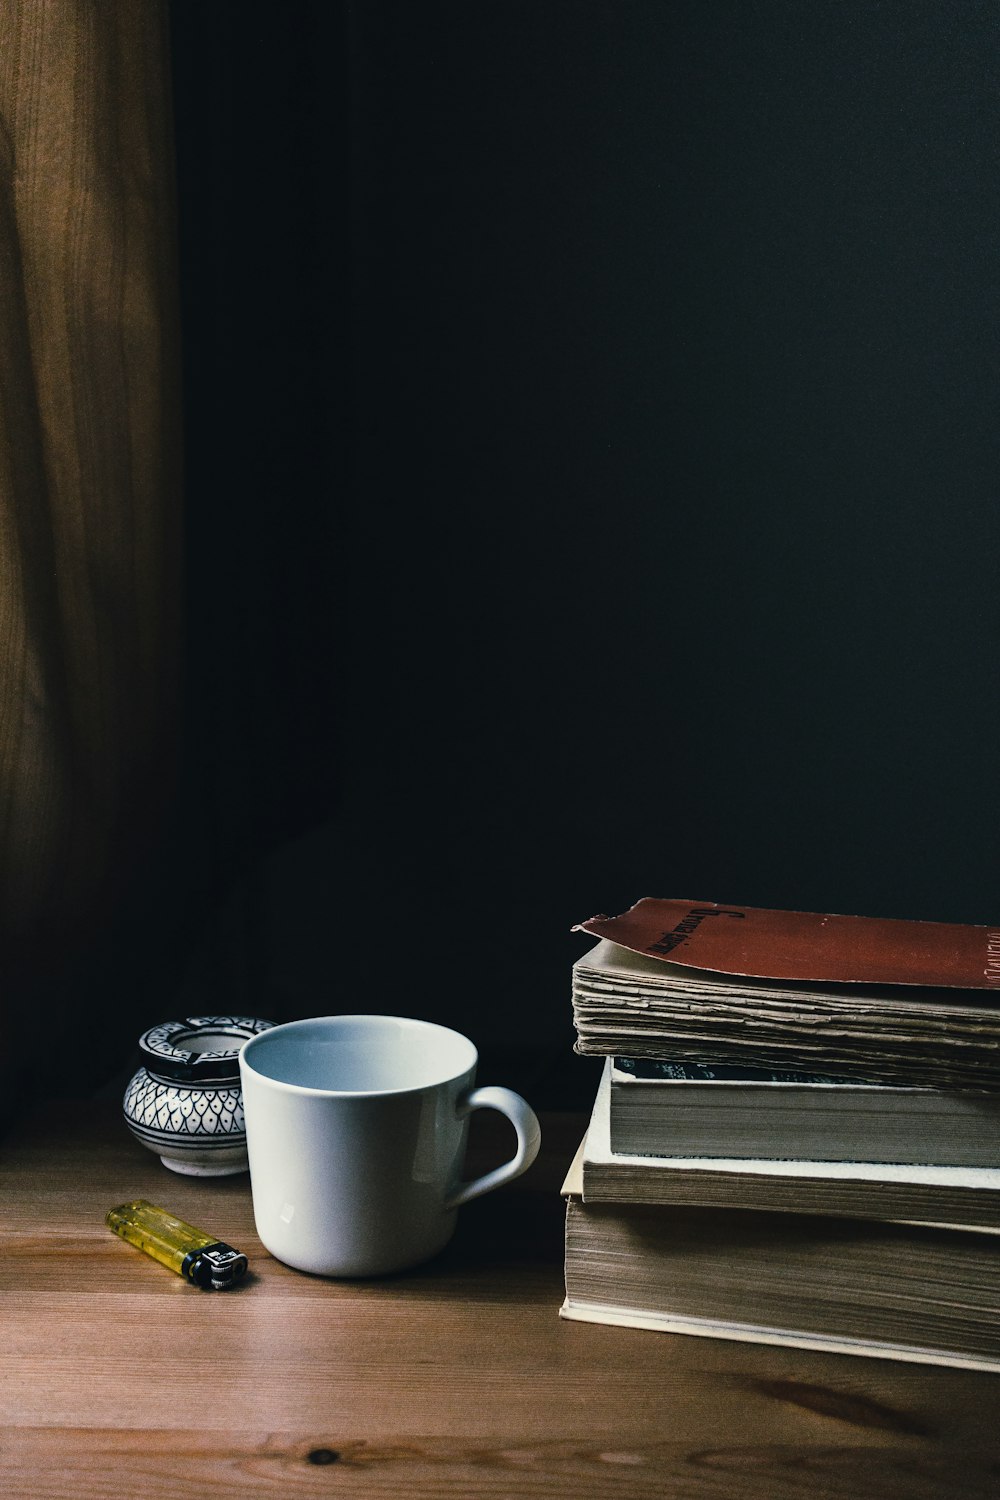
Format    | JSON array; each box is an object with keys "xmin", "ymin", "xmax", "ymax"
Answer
[{"xmin": 0, "ymin": 2, "xmax": 181, "ymax": 1067}]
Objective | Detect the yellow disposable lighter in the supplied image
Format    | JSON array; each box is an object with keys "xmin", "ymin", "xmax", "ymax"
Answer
[{"xmin": 106, "ymin": 1199, "xmax": 248, "ymax": 1289}]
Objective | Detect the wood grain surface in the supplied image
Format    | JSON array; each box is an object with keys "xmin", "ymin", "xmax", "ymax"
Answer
[{"xmin": 2, "ymin": 1104, "xmax": 999, "ymax": 1499}]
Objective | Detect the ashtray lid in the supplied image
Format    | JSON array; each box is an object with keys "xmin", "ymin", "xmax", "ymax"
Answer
[{"xmin": 138, "ymin": 1016, "xmax": 275, "ymax": 1082}]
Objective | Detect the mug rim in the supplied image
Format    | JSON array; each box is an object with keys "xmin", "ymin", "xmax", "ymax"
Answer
[{"xmin": 238, "ymin": 1013, "xmax": 479, "ymax": 1099}]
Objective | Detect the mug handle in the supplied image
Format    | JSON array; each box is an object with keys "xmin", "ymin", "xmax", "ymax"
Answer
[{"xmin": 445, "ymin": 1086, "xmax": 542, "ymax": 1210}]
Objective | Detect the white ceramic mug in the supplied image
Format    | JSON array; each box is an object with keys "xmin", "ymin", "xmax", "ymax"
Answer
[{"xmin": 239, "ymin": 1015, "xmax": 542, "ymax": 1277}]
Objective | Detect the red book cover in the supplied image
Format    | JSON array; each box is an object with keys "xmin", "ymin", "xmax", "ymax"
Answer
[{"xmin": 574, "ymin": 899, "xmax": 1000, "ymax": 991}]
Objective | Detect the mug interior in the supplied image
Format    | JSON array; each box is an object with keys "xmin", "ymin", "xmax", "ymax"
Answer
[{"xmin": 241, "ymin": 1015, "xmax": 477, "ymax": 1095}]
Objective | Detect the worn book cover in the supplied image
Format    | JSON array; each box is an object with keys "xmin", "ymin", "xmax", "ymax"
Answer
[
  {"xmin": 574, "ymin": 898, "xmax": 1000, "ymax": 990},
  {"xmin": 572, "ymin": 902, "xmax": 1000, "ymax": 1088}
]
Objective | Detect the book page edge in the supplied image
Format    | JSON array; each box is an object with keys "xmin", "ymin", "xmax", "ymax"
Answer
[{"xmin": 557, "ymin": 1298, "xmax": 1000, "ymax": 1372}]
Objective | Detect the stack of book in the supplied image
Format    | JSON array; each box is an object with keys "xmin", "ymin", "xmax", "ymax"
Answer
[{"xmin": 562, "ymin": 898, "xmax": 1000, "ymax": 1372}]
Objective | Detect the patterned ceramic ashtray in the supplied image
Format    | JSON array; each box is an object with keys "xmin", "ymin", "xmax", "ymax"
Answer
[{"xmin": 123, "ymin": 1015, "xmax": 276, "ymax": 1176}]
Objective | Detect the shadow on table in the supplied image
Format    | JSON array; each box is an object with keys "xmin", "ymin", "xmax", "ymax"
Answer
[
  {"xmin": 360, "ymin": 1114, "xmax": 579, "ymax": 1298},
  {"xmin": 369, "ymin": 1186, "xmax": 567, "ymax": 1302}
]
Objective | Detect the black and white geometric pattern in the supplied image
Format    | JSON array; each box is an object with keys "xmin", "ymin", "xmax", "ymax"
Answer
[
  {"xmin": 139, "ymin": 1014, "xmax": 274, "ymax": 1072},
  {"xmin": 123, "ymin": 1068, "xmax": 246, "ymax": 1144},
  {"xmin": 123, "ymin": 1014, "xmax": 275, "ymax": 1170}
]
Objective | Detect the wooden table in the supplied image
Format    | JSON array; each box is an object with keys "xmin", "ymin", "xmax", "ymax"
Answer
[{"xmin": 2, "ymin": 1103, "xmax": 998, "ymax": 1499}]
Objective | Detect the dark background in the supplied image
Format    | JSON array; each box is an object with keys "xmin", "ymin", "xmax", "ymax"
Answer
[{"xmin": 153, "ymin": 0, "xmax": 1000, "ymax": 1106}]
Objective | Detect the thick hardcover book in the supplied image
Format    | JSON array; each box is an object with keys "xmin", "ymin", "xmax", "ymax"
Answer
[
  {"xmin": 571, "ymin": 900, "xmax": 1000, "ymax": 1089},
  {"xmin": 560, "ymin": 1144, "xmax": 1000, "ymax": 1372},
  {"xmin": 609, "ymin": 1055, "xmax": 1000, "ymax": 1165},
  {"xmin": 583, "ymin": 1062, "xmax": 1000, "ymax": 1230},
  {"xmin": 561, "ymin": 1166, "xmax": 1000, "ymax": 1370}
]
